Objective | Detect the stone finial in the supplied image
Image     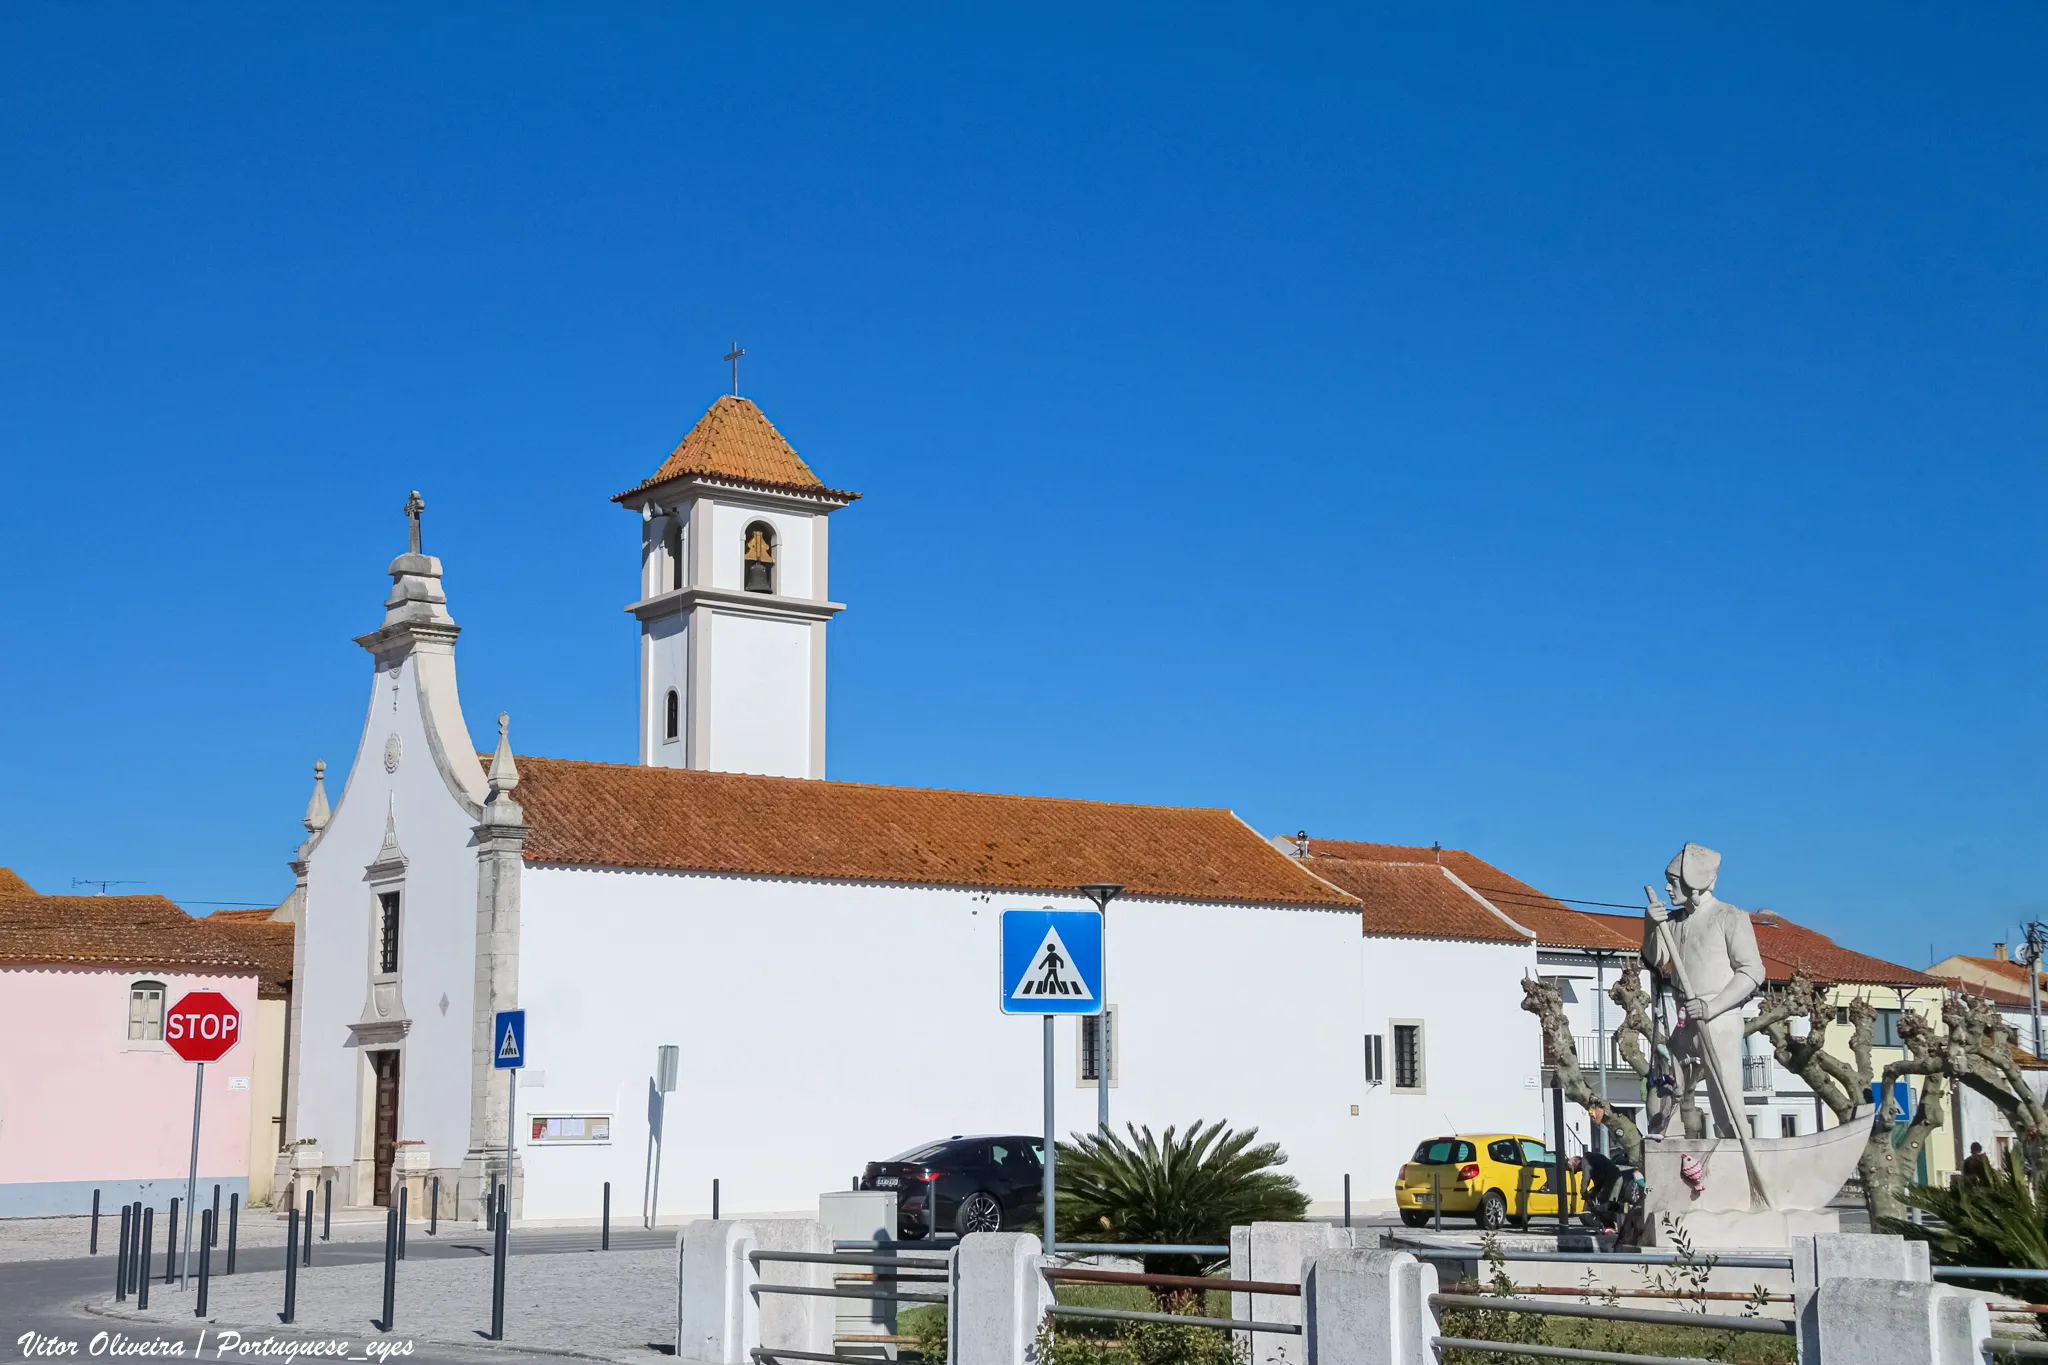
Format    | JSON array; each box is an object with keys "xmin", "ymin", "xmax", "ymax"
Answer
[
  {"xmin": 489, "ymin": 712, "xmax": 520, "ymax": 795},
  {"xmin": 303, "ymin": 759, "xmax": 331, "ymax": 834}
]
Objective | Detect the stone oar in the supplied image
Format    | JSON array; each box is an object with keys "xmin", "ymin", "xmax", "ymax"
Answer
[{"xmin": 1647, "ymin": 890, "xmax": 1775, "ymax": 1210}]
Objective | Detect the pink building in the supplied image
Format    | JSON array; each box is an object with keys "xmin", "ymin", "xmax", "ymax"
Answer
[{"xmin": 0, "ymin": 870, "xmax": 261, "ymax": 1217}]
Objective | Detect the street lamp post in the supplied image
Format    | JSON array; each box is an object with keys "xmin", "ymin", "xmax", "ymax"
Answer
[{"xmin": 1077, "ymin": 884, "xmax": 1124, "ymax": 1135}]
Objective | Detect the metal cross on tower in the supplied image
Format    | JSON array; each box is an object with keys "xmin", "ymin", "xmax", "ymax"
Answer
[
  {"xmin": 404, "ymin": 490, "xmax": 425, "ymax": 555},
  {"xmin": 724, "ymin": 343, "xmax": 745, "ymax": 396}
]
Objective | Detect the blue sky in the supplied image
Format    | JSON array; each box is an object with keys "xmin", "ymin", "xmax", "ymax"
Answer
[{"xmin": 2, "ymin": 5, "xmax": 2042, "ymax": 968}]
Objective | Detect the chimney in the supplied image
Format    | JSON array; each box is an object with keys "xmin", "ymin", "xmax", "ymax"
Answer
[{"xmin": 1995, "ymin": 943, "xmax": 2010, "ymax": 962}]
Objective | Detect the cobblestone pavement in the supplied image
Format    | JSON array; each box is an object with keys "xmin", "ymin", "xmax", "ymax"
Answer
[
  {"xmin": 101, "ymin": 1245, "xmax": 674, "ymax": 1363},
  {"xmin": 0, "ymin": 1211, "xmax": 394, "ymax": 1263}
]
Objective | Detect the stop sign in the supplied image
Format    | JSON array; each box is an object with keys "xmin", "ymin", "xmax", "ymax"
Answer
[{"xmin": 165, "ymin": 990, "xmax": 241, "ymax": 1063}]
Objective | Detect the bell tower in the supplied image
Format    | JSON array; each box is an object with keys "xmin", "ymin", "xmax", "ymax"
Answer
[{"xmin": 614, "ymin": 393, "xmax": 859, "ymax": 779}]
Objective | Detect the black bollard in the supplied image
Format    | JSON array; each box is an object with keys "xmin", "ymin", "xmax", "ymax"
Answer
[
  {"xmin": 227, "ymin": 1193, "xmax": 239, "ymax": 1275},
  {"xmin": 128, "ymin": 1203, "xmax": 144, "ymax": 1294},
  {"xmin": 138, "ymin": 1207, "xmax": 153, "ymax": 1310},
  {"xmin": 91, "ymin": 1189, "xmax": 101, "ymax": 1254},
  {"xmin": 322, "ymin": 1180, "xmax": 331, "ymax": 1241},
  {"xmin": 602, "ymin": 1181, "xmax": 610, "ymax": 1251},
  {"xmin": 712, "ymin": 1177, "xmax": 719, "ymax": 1221},
  {"xmin": 488, "ymin": 1184, "xmax": 508, "ymax": 1340},
  {"xmin": 195, "ymin": 1210, "xmax": 212, "ymax": 1319},
  {"xmin": 429, "ymin": 1176, "xmax": 439, "ymax": 1236},
  {"xmin": 380, "ymin": 1202, "xmax": 398, "ymax": 1331},
  {"xmin": 282, "ymin": 1207, "xmax": 298, "ymax": 1324},
  {"xmin": 1344, "ymin": 1173, "xmax": 1352, "ymax": 1228},
  {"xmin": 303, "ymin": 1189, "xmax": 314, "ymax": 1265},
  {"xmin": 210, "ymin": 1184, "xmax": 220, "ymax": 1246},
  {"xmin": 165, "ymin": 1197, "xmax": 179, "ymax": 1284},
  {"xmin": 115, "ymin": 1204, "xmax": 131, "ymax": 1301},
  {"xmin": 398, "ymin": 1185, "xmax": 408, "ymax": 1260}
]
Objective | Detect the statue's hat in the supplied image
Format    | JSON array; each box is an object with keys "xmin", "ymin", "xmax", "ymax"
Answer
[{"xmin": 1666, "ymin": 842, "xmax": 1721, "ymax": 892}]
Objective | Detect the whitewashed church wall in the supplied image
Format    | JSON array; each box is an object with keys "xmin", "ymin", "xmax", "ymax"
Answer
[
  {"xmin": 514, "ymin": 866, "xmax": 1367, "ymax": 1222},
  {"xmin": 1357, "ymin": 936, "xmax": 1543, "ymax": 1210},
  {"xmin": 645, "ymin": 612, "xmax": 688, "ymax": 768},
  {"xmin": 710, "ymin": 501, "xmax": 814, "ymax": 598},
  {"xmin": 706, "ymin": 614, "xmax": 812, "ymax": 778},
  {"xmin": 297, "ymin": 652, "xmax": 482, "ymax": 1198}
]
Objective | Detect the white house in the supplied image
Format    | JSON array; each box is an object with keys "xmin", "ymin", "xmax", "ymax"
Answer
[{"xmin": 280, "ymin": 391, "xmax": 1555, "ymax": 1224}]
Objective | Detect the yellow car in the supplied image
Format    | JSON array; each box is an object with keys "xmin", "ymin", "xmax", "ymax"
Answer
[{"xmin": 1394, "ymin": 1133, "xmax": 1585, "ymax": 1230}]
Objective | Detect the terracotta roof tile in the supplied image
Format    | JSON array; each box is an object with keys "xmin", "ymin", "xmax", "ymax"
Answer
[
  {"xmin": 1306, "ymin": 857, "xmax": 1530, "ymax": 943},
  {"xmin": 0, "ymin": 892, "xmax": 259, "ymax": 975},
  {"xmin": 1297, "ymin": 839, "xmax": 1633, "ymax": 949},
  {"xmin": 512, "ymin": 756, "xmax": 1356, "ymax": 908},
  {"xmin": 613, "ymin": 396, "xmax": 860, "ymax": 503},
  {"xmin": 0, "ymin": 868, "xmax": 34, "ymax": 898},
  {"xmin": 1932, "ymin": 974, "xmax": 2035, "ymax": 1009},
  {"xmin": 1942, "ymin": 955, "xmax": 2048, "ymax": 996},
  {"xmin": 204, "ymin": 913, "xmax": 294, "ymax": 999},
  {"xmin": 1748, "ymin": 910, "xmax": 1934, "ymax": 987}
]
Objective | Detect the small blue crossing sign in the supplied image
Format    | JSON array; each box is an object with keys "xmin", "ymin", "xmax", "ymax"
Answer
[
  {"xmin": 493, "ymin": 1008, "xmax": 527, "ymax": 1070},
  {"xmin": 1001, "ymin": 909, "xmax": 1104, "ymax": 1015}
]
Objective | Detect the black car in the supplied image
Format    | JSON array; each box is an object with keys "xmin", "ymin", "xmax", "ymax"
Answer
[{"xmin": 859, "ymin": 1135, "xmax": 1045, "ymax": 1238}]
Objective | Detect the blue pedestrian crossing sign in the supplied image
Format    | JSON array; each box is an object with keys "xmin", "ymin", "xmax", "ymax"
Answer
[
  {"xmin": 1001, "ymin": 909, "xmax": 1104, "ymax": 1015},
  {"xmin": 493, "ymin": 1009, "xmax": 526, "ymax": 1070}
]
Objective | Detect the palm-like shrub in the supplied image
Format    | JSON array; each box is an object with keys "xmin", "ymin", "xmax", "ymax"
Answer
[
  {"xmin": 1887, "ymin": 1152, "xmax": 2048, "ymax": 1324},
  {"xmin": 1054, "ymin": 1120, "xmax": 1308, "ymax": 1280}
]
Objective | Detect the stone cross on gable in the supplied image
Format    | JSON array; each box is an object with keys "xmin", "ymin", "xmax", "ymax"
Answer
[{"xmin": 404, "ymin": 490, "xmax": 425, "ymax": 555}]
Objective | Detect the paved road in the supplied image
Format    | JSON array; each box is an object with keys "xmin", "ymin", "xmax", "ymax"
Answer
[{"xmin": 3, "ymin": 1227, "xmax": 677, "ymax": 1365}]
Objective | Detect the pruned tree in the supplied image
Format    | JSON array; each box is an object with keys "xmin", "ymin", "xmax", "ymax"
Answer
[{"xmin": 1519, "ymin": 977, "xmax": 1644, "ymax": 1165}]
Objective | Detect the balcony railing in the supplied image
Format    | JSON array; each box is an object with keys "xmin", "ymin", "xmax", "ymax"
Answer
[{"xmin": 1743, "ymin": 1057, "xmax": 1773, "ymax": 1095}]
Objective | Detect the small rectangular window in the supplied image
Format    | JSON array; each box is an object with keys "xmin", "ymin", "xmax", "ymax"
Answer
[
  {"xmin": 1873, "ymin": 1009, "xmax": 1904, "ymax": 1049},
  {"xmin": 1363, "ymin": 1033, "xmax": 1385, "ymax": 1085},
  {"xmin": 377, "ymin": 891, "xmax": 401, "ymax": 974},
  {"xmin": 1079, "ymin": 1008, "xmax": 1117, "ymax": 1085},
  {"xmin": 1835, "ymin": 1006, "xmax": 1850, "ymax": 1026},
  {"xmin": 1780, "ymin": 1113, "xmax": 1799, "ymax": 1138},
  {"xmin": 1392, "ymin": 1021, "xmax": 1425, "ymax": 1093},
  {"xmin": 127, "ymin": 982, "xmax": 165, "ymax": 1041}
]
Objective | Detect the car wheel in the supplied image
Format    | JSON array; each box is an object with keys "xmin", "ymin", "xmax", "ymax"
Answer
[
  {"xmin": 1399, "ymin": 1210, "xmax": 1430, "ymax": 1228},
  {"xmin": 1475, "ymin": 1191, "xmax": 1508, "ymax": 1230},
  {"xmin": 956, "ymin": 1191, "xmax": 1003, "ymax": 1235}
]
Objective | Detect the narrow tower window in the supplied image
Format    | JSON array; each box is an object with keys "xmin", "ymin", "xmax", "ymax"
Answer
[
  {"xmin": 377, "ymin": 891, "xmax": 401, "ymax": 974},
  {"xmin": 664, "ymin": 688, "xmax": 680, "ymax": 742},
  {"xmin": 743, "ymin": 522, "xmax": 777, "ymax": 594}
]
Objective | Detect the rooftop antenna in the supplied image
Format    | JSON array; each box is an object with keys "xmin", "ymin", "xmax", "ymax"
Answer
[{"xmin": 72, "ymin": 878, "xmax": 141, "ymax": 895}]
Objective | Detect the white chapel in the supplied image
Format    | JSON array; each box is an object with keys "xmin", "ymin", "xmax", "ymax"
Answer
[{"xmin": 280, "ymin": 389, "xmax": 1559, "ymax": 1224}]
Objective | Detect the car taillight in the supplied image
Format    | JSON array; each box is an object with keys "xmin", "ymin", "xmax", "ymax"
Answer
[
  {"xmin": 1458, "ymin": 1163, "xmax": 1481, "ymax": 1182},
  {"xmin": 919, "ymin": 1171, "xmax": 942, "ymax": 1183}
]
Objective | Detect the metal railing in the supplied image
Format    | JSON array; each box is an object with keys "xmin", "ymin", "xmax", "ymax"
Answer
[
  {"xmin": 1937, "ymin": 1265, "xmax": 2048, "ymax": 1281},
  {"xmin": 1742, "ymin": 1057, "xmax": 1773, "ymax": 1094},
  {"xmin": 1042, "ymin": 1259, "xmax": 1302, "ymax": 1337},
  {"xmin": 1988, "ymin": 1339, "xmax": 2048, "ymax": 1360},
  {"xmin": 1433, "ymin": 1341, "xmax": 1722, "ymax": 1365},
  {"xmin": 1408, "ymin": 1247, "xmax": 1794, "ymax": 1271},
  {"xmin": 1429, "ymin": 1293, "xmax": 1792, "ymax": 1338},
  {"xmin": 749, "ymin": 1245, "xmax": 950, "ymax": 1307}
]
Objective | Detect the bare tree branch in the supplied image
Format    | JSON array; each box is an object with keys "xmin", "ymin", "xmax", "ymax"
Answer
[{"xmin": 1521, "ymin": 977, "xmax": 1644, "ymax": 1166}]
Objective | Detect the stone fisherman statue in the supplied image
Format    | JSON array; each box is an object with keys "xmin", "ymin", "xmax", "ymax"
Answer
[{"xmin": 1643, "ymin": 842, "xmax": 1765, "ymax": 1140}]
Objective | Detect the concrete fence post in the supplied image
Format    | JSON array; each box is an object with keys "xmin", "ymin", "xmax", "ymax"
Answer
[
  {"xmin": 1811, "ymin": 1276, "xmax": 1988, "ymax": 1365},
  {"xmin": 750, "ymin": 1219, "xmax": 835, "ymax": 1359},
  {"xmin": 675, "ymin": 1220, "xmax": 759, "ymax": 1365},
  {"xmin": 1792, "ymin": 1231, "xmax": 1931, "ymax": 1362},
  {"xmin": 1302, "ymin": 1248, "xmax": 1438, "ymax": 1365},
  {"xmin": 950, "ymin": 1232, "xmax": 1050, "ymax": 1365},
  {"xmin": 1232, "ymin": 1221, "xmax": 1358, "ymax": 1365}
]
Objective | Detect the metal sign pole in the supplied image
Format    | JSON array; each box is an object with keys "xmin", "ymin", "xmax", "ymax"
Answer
[
  {"xmin": 1042, "ymin": 1014, "xmax": 1055, "ymax": 1252},
  {"xmin": 181, "ymin": 1061, "xmax": 203, "ymax": 1289},
  {"xmin": 506, "ymin": 1067, "xmax": 519, "ymax": 1225}
]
